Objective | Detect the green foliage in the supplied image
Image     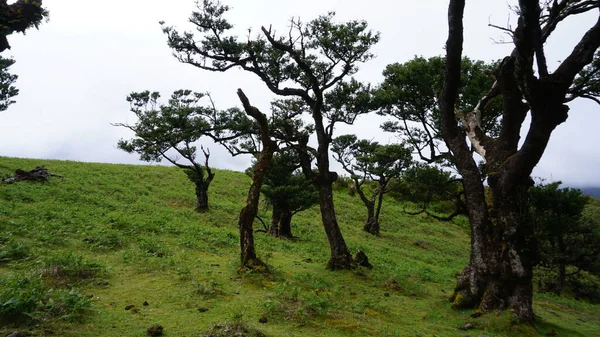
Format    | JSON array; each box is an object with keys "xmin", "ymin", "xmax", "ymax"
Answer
[
  {"xmin": 162, "ymin": 3, "xmax": 379, "ymax": 91},
  {"xmin": 0, "ymin": 238, "xmax": 29, "ymax": 263},
  {"xmin": 114, "ymin": 89, "xmax": 252, "ymax": 210},
  {"xmin": 0, "ymin": 0, "xmax": 49, "ymax": 52},
  {"xmin": 566, "ymin": 269, "xmax": 600, "ymax": 304},
  {"xmin": 332, "ymin": 135, "xmax": 412, "ymax": 182},
  {"xmin": 0, "ymin": 56, "xmax": 18, "ymax": 112},
  {"xmin": 331, "ymin": 134, "xmax": 412, "ymax": 229},
  {"xmin": 191, "ymin": 279, "xmax": 223, "ymax": 299},
  {"xmin": 570, "ymin": 50, "xmax": 600, "ymax": 103},
  {"xmin": 531, "ymin": 182, "xmax": 600, "ymax": 295},
  {"xmin": 40, "ymin": 253, "xmax": 106, "ymax": 288},
  {"xmin": 263, "ymin": 274, "xmax": 337, "ymax": 321},
  {"xmin": 375, "ymin": 56, "xmax": 501, "ymax": 164},
  {"xmin": 0, "ymin": 275, "xmax": 91, "ymax": 326},
  {"xmin": 116, "ymin": 90, "xmax": 240, "ymax": 165},
  {"xmin": 391, "ymin": 164, "xmax": 459, "ymax": 204},
  {"xmin": 248, "ymin": 149, "xmax": 319, "ymax": 233}
]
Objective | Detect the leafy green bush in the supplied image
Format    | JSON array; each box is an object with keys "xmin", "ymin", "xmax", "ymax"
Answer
[
  {"xmin": 566, "ymin": 270, "xmax": 600, "ymax": 304},
  {"xmin": 263, "ymin": 276, "xmax": 337, "ymax": 322},
  {"xmin": 0, "ymin": 275, "xmax": 92, "ymax": 325}
]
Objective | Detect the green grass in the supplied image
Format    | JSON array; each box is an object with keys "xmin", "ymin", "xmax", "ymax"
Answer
[{"xmin": 0, "ymin": 156, "xmax": 598, "ymax": 336}]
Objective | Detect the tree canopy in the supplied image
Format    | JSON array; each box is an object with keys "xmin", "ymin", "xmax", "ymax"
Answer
[
  {"xmin": 375, "ymin": 56, "xmax": 501, "ymax": 165},
  {"xmin": 162, "ymin": 0, "xmax": 380, "ymax": 270},
  {"xmin": 113, "ymin": 89, "xmax": 252, "ymax": 211},
  {"xmin": 531, "ymin": 182, "xmax": 600, "ymax": 295},
  {"xmin": 0, "ymin": 57, "xmax": 17, "ymax": 112},
  {"xmin": 250, "ymin": 149, "xmax": 319, "ymax": 239},
  {"xmin": 332, "ymin": 134, "xmax": 412, "ymax": 235},
  {"xmin": 0, "ymin": 0, "xmax": 48, "ymax": 52}
]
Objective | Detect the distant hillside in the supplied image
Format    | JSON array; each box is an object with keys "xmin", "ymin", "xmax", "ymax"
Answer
[{"xmin": 581, "ymin": 187, "xmax": 600, "ymax": 199}]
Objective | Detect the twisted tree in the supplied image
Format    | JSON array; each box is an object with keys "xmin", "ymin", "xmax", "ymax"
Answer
[
  {"xmin": 114, "ymin": 90, "xmax": 251, "ymax": 212},
  {"xmin": 440, "ymin": 0, "xmax": 600, "ymax": 323},
  {"xmin": 161, "ymin": 0, "xmax": 379, "ymax": 269},
  {"xmin": 234, "ymin": 89, "xmax": 277, "ymax": 270},
  {"xmin": 332, "ymin": 135, "xmax": 412, "ymax": 235}
]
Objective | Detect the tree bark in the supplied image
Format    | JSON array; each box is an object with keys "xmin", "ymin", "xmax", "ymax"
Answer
[
  {"xmin": 362, "ymin": 203, "xmax": 379, "ymax": 236},
  {"xmin": 269, "ymin": 204, "xmax": 293, "ymax": 239},
  {"xmin": 317, "ymin": 176, "xmax": 352, "ymax": 270},
  {"xmin": 441, "ymin": 0, "xmax": 600, "ymax": 324},
  {"xmin": 236, "ymin": 89, "xmax": 276, "ymax": 271},
  {"xmin": 307, "ymin": 98, "xmax": 353, "ymax": 270},
  {"xmin": 195, "ymin": 183, "xmax": 209, "ymax": 212}
]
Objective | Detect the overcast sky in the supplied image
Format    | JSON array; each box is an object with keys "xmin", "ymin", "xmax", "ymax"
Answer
[{"xmin": 1, "ymin": 0, "xmax": 598, "ymax": 187}]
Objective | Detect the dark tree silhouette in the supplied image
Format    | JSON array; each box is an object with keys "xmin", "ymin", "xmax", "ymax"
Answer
[
  {"xmin": 0, "ymin": 0, "xmax": 48, "ymax": 52},
  {"xmin": 440, "ymin": 0, "xmax": 600, "ymax": 323},
  {"xmin": 0, "ymin": 0, "xmax": 48, "ymax": 111}
]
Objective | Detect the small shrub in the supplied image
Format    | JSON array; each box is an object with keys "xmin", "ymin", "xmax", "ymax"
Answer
[
  {"xmin": 200, "ymin": 322, "xmax": 266, "ymax": 337},
  {"xmin": 139, "ymin": 239, "xmax": 171, "ymax": 258},
  {"xmin": 263, "ymin": 280, "xmax": 334, "ymax": 322},
  {"xmin": 0, "ymin": 275, "xmax": 92, "ymax": 325},
  {"xmin": 0, "ymin": 241, "xmax": 30, "ymax": 263},
  {"xmin": 192, "ymin": 279, "xmax": 223, "ymax": 299},
  {"xmin": 566, "ymin": 270, "xmax": 600, "ymax": 304},
  {"xmin": 84, "ymin": 233, "xmax": 123, "ymax": 251},
  {"xmin": 40, "ymin": 253, "xmax": 105, "ymax": 287}
]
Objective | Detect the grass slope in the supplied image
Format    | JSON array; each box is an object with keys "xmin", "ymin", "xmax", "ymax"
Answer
[{"xmin": 0, "ymin": 157, "xmax": 598, "ymax": 337}]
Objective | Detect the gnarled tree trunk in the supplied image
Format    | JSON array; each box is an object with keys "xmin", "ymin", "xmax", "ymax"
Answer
[
  {"xmin": 269, "ymin": 204, "xmax": 293, "ymax": 239},
  {"xmin": 449, "ymin": 176, "xmax": 537, "ymax": 323},
  {"xmin": 362, "ymin": 204, "xmax": 378, "ymax": 235},
  {"xmin": 440, "ymin": 0, "xmax": 600, "ymax": 323},
  {"xmin": 195, "ymin": 183, "xmax": 209, "ymax": 212},
  {"xmin": 317, "ymin": 175, "xmax": 352, "ymax": 270},
  {"xmin": 236, "ymin": 89, "xmax": 277, "ymax": 271},
  {"xmin": 364, "ymin": 182, "xmax": 386, "ymax": 236}
]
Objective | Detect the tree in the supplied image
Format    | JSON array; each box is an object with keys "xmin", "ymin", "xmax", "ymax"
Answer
[
  {"xmin": 114, "ymin": 90, "xmax": 250, "ymax": 212},
  {"xmin": 0, "ymin": 0, "xmax": 48, "ymax": 52},
  {"xmin": 440, "ymin": 0, "xmax": 600, "ymax": 322},
  {"xmin": 161, "ymin": 0, "xmax": 379, "ymax": 269},
  {"xmin": 394, "ymin": 163, "xmax": 466, "ymax": 221},
  {"xmin": 0, "ymin": 0, "xmax": 48, "ymax": 111},
  {"xmin": 251, "ymin": 149, "xmax": 319, "ymax": 239},
  {"xmin": 235, "ymin": 89, "xmax": 277, "ymax": 270},
  {"xmin": 531, "ymin": 182, "xmax": 600, "ymax": 295},
  {"xmin": 375, "ymin": 56, "xmax": 502, "ymax": 165},
  {"xmin": 332, "ymin": 135, "xmax": 412, "ymax": 235},
  {"xmin": 0, "ymin": 57, "xmax": 17, "ymax": 112}
]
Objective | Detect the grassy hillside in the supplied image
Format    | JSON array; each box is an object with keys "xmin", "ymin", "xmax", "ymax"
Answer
[{"xmin": 0, "ymin": 157, "xmax": 598, "ymax": 337}]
